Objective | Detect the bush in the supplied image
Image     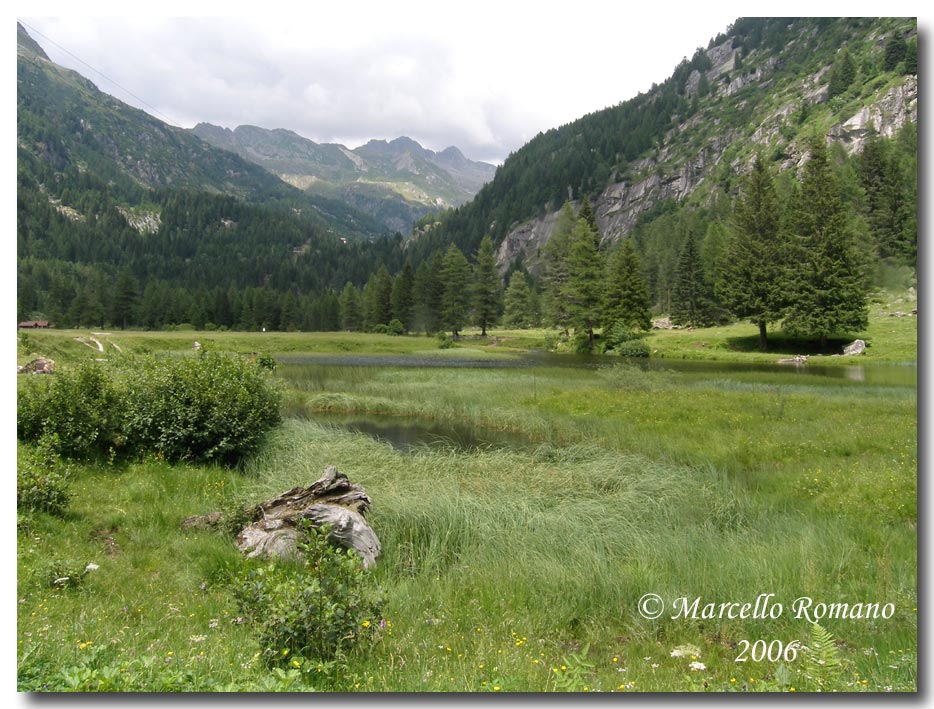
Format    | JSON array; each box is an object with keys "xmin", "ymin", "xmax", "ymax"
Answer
[
  {"xmin": 17, "ymin": 437, "xmax": 73, "ymax": 516},
  {"xmin": 120, "ymin": 352, "xmax": 282, "ymax": 464},
  {"xmin": 436, "ymin": 332, "xmax": 455, "ymax": 349},
  {"xmin": 17, "ymin": 362, "xmax": 121, "ymax": 459},
  {"xmin": 17, "ymin": 352, "xmax": 282, "ymax": 465},
  {"xmin": 233, "ymin": 522, "xmax": 382, "ymax": 666},
  {"xmin": 255, "ymin": 354, "xmax": 277, "ymax": 372},
  {"xmin": 616, "ymin": 339, "xmax": 651, "ymax": 358}
]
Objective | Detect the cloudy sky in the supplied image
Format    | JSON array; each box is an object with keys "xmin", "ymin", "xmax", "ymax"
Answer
[{"xmin": 16, "ymin": 1, "xmax": 926, "ymax": 165}]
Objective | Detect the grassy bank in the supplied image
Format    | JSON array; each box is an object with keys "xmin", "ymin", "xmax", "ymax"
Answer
[
  {"xmin": 17, "ymin": 415, "xmax": 916, "ymax": 691},
  {"xmin": 16, "ymin": 286, "xmax": 917, "ymax": 367},
  {"xmin": 16, "ymin": 305, "xmax": 916, "ymax": 691}
]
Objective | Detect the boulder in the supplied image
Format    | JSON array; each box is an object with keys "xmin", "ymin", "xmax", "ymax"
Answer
[
  {"xmin": 235, "ymin": 465, "xmax": 381, "ymax": 568},
  {"xmin": 842, "ymin": 339, "xmax": 867, "ymax": 356},
  {"xmin": 18, "ymin": 357, "xmax": 55, "ymax": 374}
]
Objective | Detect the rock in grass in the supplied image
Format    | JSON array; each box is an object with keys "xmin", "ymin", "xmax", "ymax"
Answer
[
  {"xmin": 235, "ymin": 465, "xmax": 381, "ymax": 568},
  {"xmin": 18, "ymin": 357, "xmax": 55, "ymax": 374},
  {"xmin": 842, "ymin": 339, "xmax": 867, "ymax": 356}
]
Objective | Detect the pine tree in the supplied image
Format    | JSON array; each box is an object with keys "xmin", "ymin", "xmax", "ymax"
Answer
[
  {"xmin": 472, "ymin": 235, "xmax": 503, "ymax": 336},
  {"xmin": 440, "ymin": 244, "xmax": 471, "ymax": 337},
  {"xmin": 577, "ymin": 195, "xmax": 599, "ymax": 233},
  {"xmin": 671, "ymin": 230, "xmax": 714, "ymax": 328},
  {"xmin": 717, "ymin": 154, "xmax": 788, "ymax": 350},
  {"xmin": 561, "ymin": 216, "xmax": 604, "ymax": 348},
  {"xmin": 783, "ymin": 138, "xmax": 869, "ymax": 348},
  {"xmin": 603, "ymin": 239, "xmax": 652, "ymax": 332},
  {"xmin": 540, "ymin": 202, "xmax": 577, "ymax": 330},
  {"xmin": 884, "ymin": 33, "xmax": 907, "ymax": 72},
  {"xmin": 503, "ymin": 271, "xmax": 535, "ymax": 328},
  {"xmin": 904, "ymin": 39, "xmax": 918, "ymax": 74},
  {"xmin": 827, "ymin": 47, "xmax": 856, "ymax": 98},
  {"xmin": 111, "ymin": 268, "xmax": 138, "ymax": 330},
  {"xmin": 390, "ymin": 260, "xmax": 415, "ymax": 332},
  {"xmin": 339, "ymin": 282, "xmax": 363, "ymax": 331},
  {"xmin": 364, "ymin": 265, "xmax": 393, "ymax": 330}
]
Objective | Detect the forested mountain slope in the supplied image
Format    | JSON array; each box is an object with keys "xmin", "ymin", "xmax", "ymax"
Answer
[
  {"xmin": 16, "ymin": 22, "xmax": 404, "ymax": 329},
  {"xmin": 409, "ymin": 18, "xmax": 917, "ymax": 279},
  {"xmin": 16, "ymin": 22, "xmax": 388, "ymax": 241}
]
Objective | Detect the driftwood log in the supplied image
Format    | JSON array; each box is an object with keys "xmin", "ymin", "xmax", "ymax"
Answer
[{"xmin": 183, "ymin": 465, "xmax": 380, "ymax": 568}]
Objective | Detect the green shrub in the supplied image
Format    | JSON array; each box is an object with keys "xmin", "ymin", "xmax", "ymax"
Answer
[
  {"xmin": 17, "ymin": 353, "xmax": 282, "ymax": 465},
  {"xmin": 255, "ymin": 354, "xmax": 277, "ymax": 372},
  {"xmin": 616, "ymin": 339, "xmax": 651, "ymax": 358},
  {"xmin": 232, "ymin": 522, "xmax": 382, "ymax": 666},
  {"xmin": 436, "ymin": 332, "xmax": 455, "ymax": 349},
  {"xmin": 17, "ymin": 362, "xmax": 121, "ymax": 459},
  {"xmin": 120, "ymin": 352, "xmax": 282, "ymax": 464},
  {"xmin": 17, "ymin": 437, "xmax": 73, "ymax": 516},
  {"xmin": 386, "ymin": 319, "xmax": 405, "ymax": 336}
]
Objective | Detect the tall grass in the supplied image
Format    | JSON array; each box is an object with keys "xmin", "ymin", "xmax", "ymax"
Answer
[{"xmin": 17, "ymin": 328, "xmax": 916, "ymax": 691}]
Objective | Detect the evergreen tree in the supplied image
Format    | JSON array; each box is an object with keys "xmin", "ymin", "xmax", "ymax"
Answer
[
  {"xmin": 561, "ymin": 216, "xmax": 604, "ymax": 348},
  {"xmin": 440, "ymin": 244, "xmax": 471, "ymax": 337},
  {"xmin": 884, "ymin": 33, "xmax": 907, "ymax": 72},
  {"xmin": 858, "ymin": 131, "xmax": 916, "ymax": 260},
  {"xmin": 540, "ymin": 201, "xmax": 577, "ymax": 330},
  {"xmin": 577, "ymin": 195, "xmax": 599, "ymax": 233},
  {"xmin": 390, "ymin": 260, "xmax": 415, "ymax": 332},
  {"xmin": 472, "ymin": 235, "xmax": 503, "ymax": 336},
  {"xmin": 339, "ymin": 281, "xmax": 363, "ymax": 331},
  {"xmin": 827, "ymin": 47, "xmax": 857, "ymax": 98},
  {"xmin": 603, "ymin": 239, "xmax": 652, "ymax": 332},
  {"xmin": 503, "ymin": 271, "xmax": 535, "ymax": 328},
  {"xmin": 783, "ymin": 138, "xmax": 869, "ymax": 348},
  {"xmin": 111, "ymin": 268, "xmax": 138, "ymax": 330},
  {"xmin": 363, "ymin": 265, "xmax": 393, "ymax": 331},
  {"xmin": 904, "ymin": 39, "xmax": 917, "ymax": 74},
  {"xmin": 717, "ymin": 154, "xmax": 788, "ymax": 349},
  {"xmin": 671, "ymin": 230, "xmax": 714, "ymax": 328},
  {"xmin": 278, "ymin": 290, "xmax": 301, "ymax": 331}
]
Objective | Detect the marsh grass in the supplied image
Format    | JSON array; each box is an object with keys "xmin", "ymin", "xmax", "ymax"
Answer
[{"xmin": 17, "ymin": 319, "xmax": 916, "ymax": 691}]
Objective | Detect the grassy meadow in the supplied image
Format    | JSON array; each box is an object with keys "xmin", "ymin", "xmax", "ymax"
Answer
[{"xmin": 16, "ymin": 306, "xmax": 917, "ymax": 692}]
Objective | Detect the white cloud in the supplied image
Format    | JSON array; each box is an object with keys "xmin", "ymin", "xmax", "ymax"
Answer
[{"xmin": 17, "ymin": 1, "xmax": 924, "ymax": 164}]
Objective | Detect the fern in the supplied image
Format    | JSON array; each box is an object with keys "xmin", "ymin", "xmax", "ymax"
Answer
[{"xmin": 804, "ymin": 623, "xmax": 842, "ymax": 690}]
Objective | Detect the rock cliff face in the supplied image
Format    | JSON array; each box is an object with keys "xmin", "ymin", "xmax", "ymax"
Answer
[{"xmin": 495, "ymin": 36, "xmax": 917, "ymax": 272}]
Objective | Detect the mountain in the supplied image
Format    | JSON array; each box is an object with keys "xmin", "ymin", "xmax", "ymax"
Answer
[
  {"xmin": 16, "ymin": 23, "xmax": 388, "ymax": 241},
  {"xmin": 16, "ymin": 18, "xmax": 918, "ymax": 333},
  {"xmin": 409, "ymin": 18, "xmax": 917, "ymax": 277},
  {"xmin": 190, "ymin": 124, "xmax": 497, "ymax": 233},
  {"xmin": 16, "ymin": 22, "xmax": 406, "ymax": 330}
]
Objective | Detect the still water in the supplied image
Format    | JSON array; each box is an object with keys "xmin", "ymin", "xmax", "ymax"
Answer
[{"xmin": 279, "ymin": 351, "xmax": 916, "ymax": 453}]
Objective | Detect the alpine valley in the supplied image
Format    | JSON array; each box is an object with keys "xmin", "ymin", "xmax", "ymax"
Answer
[{"xmin": 17, "ymin": 18, "xmax": 917, "ymax": 334}]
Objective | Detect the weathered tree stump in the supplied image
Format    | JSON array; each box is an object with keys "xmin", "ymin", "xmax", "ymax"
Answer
[{"xmin": 183, "ymin": 465, "xmax": 381, "ymax": 568}]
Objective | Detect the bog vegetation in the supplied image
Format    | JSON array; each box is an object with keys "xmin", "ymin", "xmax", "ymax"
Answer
[{"xmin": 16, "ymin": 321, "xmax": 916, "ymax": 692}]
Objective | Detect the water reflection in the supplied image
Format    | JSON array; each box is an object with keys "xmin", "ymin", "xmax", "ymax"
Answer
[{"xmin": 276, "ymin": 351, "xmax": 916, "ymax": 387}]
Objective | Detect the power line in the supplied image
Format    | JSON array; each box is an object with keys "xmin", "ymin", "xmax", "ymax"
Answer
[{"xmin": 19, "ymin": 19, "xmax": 182, "ymax": 128}]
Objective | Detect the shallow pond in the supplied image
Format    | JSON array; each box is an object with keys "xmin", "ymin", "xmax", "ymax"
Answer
[
  {"xmin": 278, "ymin": 350, "xmax": 916, "ymax": 453},
  {"xmin": 277, "ymin": 350, "xmax": 917, "ymax": 387}
]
